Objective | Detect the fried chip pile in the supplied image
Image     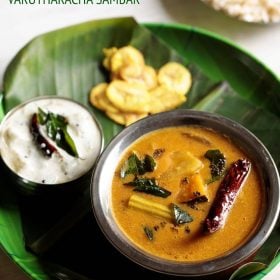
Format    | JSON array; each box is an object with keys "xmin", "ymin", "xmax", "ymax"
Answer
[{"xmin": 90, "ymin": 46, "xmax": 192, "ymax": 126}]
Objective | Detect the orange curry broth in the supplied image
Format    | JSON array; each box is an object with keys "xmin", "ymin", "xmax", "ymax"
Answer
[{"xmin": 111, "ymin": 126, "xmax": 264, "ymax": 261}]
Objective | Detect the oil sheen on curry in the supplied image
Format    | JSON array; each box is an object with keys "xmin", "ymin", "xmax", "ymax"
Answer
[{"xmin": 111, "ymin": 126, "xmax": 264, "ymax": 261}]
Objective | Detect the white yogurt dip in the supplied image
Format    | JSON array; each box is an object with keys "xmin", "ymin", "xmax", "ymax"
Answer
[{"xmin": 0, "ymin": 97, "xmax": 103, "ymax": 184}]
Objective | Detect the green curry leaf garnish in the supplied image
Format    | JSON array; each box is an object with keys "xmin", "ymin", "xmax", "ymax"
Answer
[
  {"xmin": 143, "ymin": 226, "xmax": 154, "ymax": 241},
  {"xmin": 143, "ymin": 155, "xmax": 156, "ymax": 172},
  {"xmin": 120, "ymin": 153, "xmax": 156, "ymax": 178},
  {"xmin": 37, "ymin": 108, "xmax": 79, "ymax": 158},
  {"xmin": 171, "ymin": 204, "xmax": 193, "ymax": 226},
  {"xmin": 204, "ymin": 149, "xmax": 226, "ymax": 183},
  {"xmin": 125, "ymin": 178, "xmax": 171, "ymax": 198}
]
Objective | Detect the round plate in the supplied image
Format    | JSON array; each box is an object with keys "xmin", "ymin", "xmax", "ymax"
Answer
[{"xmin": 0, "ymin": 18, "xmax": 279, "ymax": 280}]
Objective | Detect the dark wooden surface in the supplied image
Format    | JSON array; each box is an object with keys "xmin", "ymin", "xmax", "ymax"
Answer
[{"xmin": 0, "ymin": 249, "xmax": 30, "ymax": 280}]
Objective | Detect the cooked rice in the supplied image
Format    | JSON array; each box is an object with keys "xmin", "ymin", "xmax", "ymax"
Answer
[{"xmin": 202, "ymin": 0, "xmax": 280, "ymax": 23}]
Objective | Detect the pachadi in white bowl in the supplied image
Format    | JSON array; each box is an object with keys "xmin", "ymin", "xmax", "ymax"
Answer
[{"xmin": 0, "ymin": 96, "xmax": 103, "ymax": 195}]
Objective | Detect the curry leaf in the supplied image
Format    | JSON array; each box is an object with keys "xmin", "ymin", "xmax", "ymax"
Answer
[
  {"xmin": 38, "ymin": 107, "xmax": 48, "ymax": 125},
  {"xmin": 143, "ymin": 155, "xmax": 156, "ymax": 173},
  {"xmin": 62, "ymin": 129, "xmax": 79, "ymax": 158},
  {"xmin": 204, "ymin": 149, "xmax": 226, "ymax": 183},
  {"xmin": 171, "ymin": 204, "xmax": 193, "ymax": 226},
  {"xmin": 143, "ymin": 226, "xmax": 154, "ymax": 241},
  {"xmin": 120, "ymin": 153, "xmax": 156, "ymax": 178},
  {"xmin": 125, "ymin": 178, "xmax": 171, "ymax": 198},
  {"xmin": 120, "ymin": 153, "xmax": 142, "ymax": 178},
  {"xmin": 37, "ymin": 108, "xmax": 79, "ymax": 158}
]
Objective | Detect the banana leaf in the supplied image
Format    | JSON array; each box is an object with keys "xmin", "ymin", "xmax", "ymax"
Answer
[
  {"xmin": 0, "ymin": 17, "xmax": 280, "ymax": 280},
  {"xmin": 3, "ymin": 17, "xmax": 185, "ymax": 144}
]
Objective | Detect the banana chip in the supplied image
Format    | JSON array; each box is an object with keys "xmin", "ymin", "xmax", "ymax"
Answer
[
  {"xmin": 106, "ymin": 111, "xmax": 126, "ymax": 125},
  {"xmin": 110, "ymin": 46, "xmax": 145, "ymax": 75},
  {"xmin": 89, "ymin": 83, "xmax": 119, "ymax": 113},
  {"xmin": 158, "ymin": 62, "xmax": 192, "ymax": 95},
  {"xmin": 149, "ymin": 85, "xmax": 186, "ymax": 114},
  {"xmin": 119, "ymin": 64, "xmax": 144, "ymax": 83},
  {"xmin": 89, "ymin": 83, "xmax": 108, "ymax": 111},
  {"xmin": 106, "ymin": 80, "xmax": 151, "ymax": 113},
  {"xmin": 103, "ymin": 47, "xmax": 118, "ymax": 70},
  {"xmin": 120, "ymin": 65, "xmax": 157, "ymax": 90},
  {"xmin": 106, "ymin": 111, "xmax": 148, "ymax": 126},
  {"xmin": 90, "ymin": 45, "xmax": 192, "ymax": 126},
  {"xmin": 124, "ymin": 112, "xmax": 148, "ymax": 126}
]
